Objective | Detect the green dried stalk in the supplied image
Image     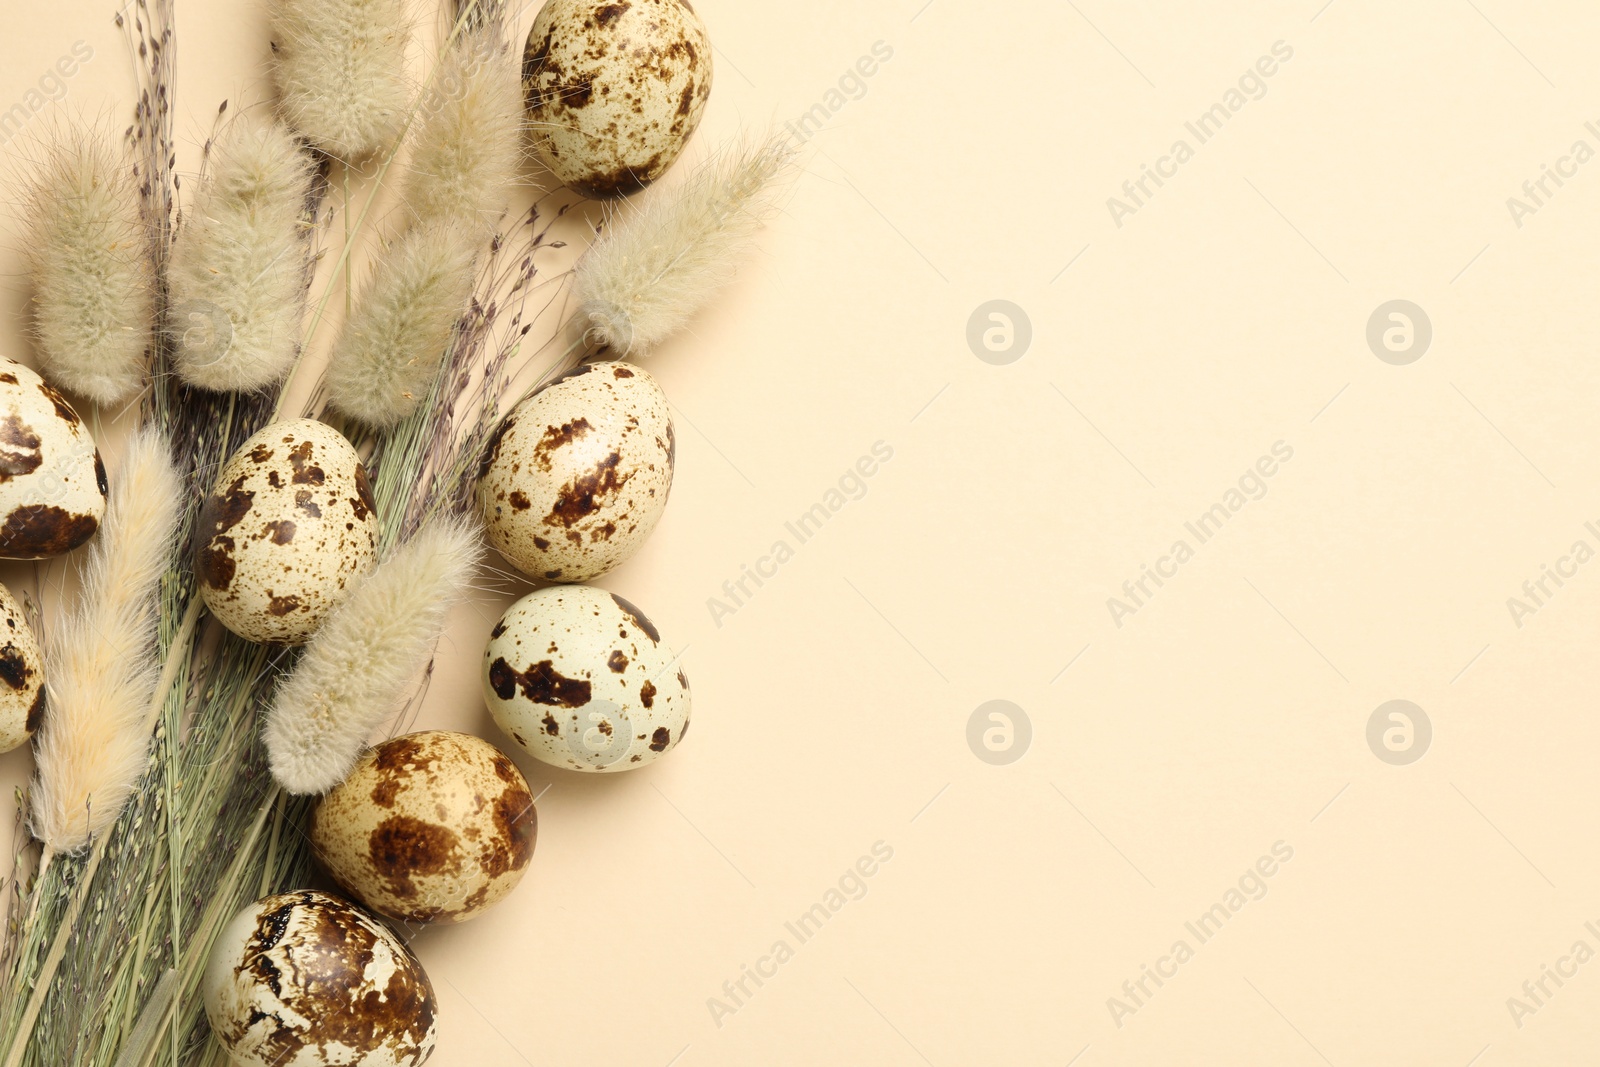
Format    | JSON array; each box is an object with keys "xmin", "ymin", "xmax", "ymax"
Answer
[{"xmin": 0, "ymin": 1, "xmax": 573, "ymax": 1064}]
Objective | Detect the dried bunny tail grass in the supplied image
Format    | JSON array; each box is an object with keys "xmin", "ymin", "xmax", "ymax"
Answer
[
  {"xmin": 406, "ymin": 23, "xmax": 523, "ymax": 234},
  {"xmin": 30, "ymin": 428, "xmax": 181, "ymax": 853},
  {"xmin": 168, "ymin": 113, "xmax": 315, "ymax": 393},
  {"xmin": 325, "ymin": 221, "xmax": 479, "ymax": 427},
  {"xmin": 265, "ymin": 518, "xmax": 484, "ymax": 794},
  {"xmin": 270, "ymin": 0, "xmax": 412, "ymax": 160},
  {"xmin": 575, "ymin": 134, "xmax": 795, "ymax": 356},
  {"xmin": 22, "ymin": 125, "xmax": 155, "ymax": 406}
]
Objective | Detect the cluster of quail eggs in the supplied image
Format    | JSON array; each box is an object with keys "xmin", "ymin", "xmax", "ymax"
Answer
[{"xmin": 203, "ymin": 4, "xmax": 715, "ymax": 1064}]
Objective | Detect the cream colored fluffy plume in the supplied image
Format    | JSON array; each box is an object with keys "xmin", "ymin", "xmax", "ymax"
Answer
[
  {"xmin": 325, "ymin": 222, "xmax": 478, "ymax": 427},
  {"xmin": 270, "ymin": 0, "xmax": 412, "ymax": 160},
  {"xmin": 30, "ymin": 429, "xmax": 182, "ymax": 853},
  {"xmin": 575, "ymin": 135, "xmax": 794, "ymax": 356},
  {"xmin": 168, "ymin": 114, "xmax": 316, "ymax": 393},
  {"xmin": 265, "ymin": 518, "xmax": 484, "ymax": 794},
  {"xmin": 407, "ymin": 24, "xmax": 523, "ymax": 234},
  {"xmin": 23, "ymin": 126, "xmax": 155, "ymax": 406}
]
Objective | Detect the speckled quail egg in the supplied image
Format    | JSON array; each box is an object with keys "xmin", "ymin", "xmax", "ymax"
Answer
[
  {"xmin": 478, "ymin": 362, "xmax": 673, "ymax": 583},
  {"xmin": 311, "ymin": 731, "xmax": 538, "ymax": 925},
  {"xmin": 523, "ymin": 0, "xmax": 713, "ymax": 198},
  {"xmin": 203, "ymin": 889, "xmax": 437, "ymax": 1067},
  {"xmin": 197, "ymin": 418, "xmax": 380, "ymax": 644},
  {"xmin": 0, "ymin": 358, "xmax": 105, "ymax": 560},
  {"xmin": 484, "ymin": 585, "xmax": 690, "ymax": 772},
  {"xmin": 0, "ymin": 583, "xmax": 44, "ymax": 754}
]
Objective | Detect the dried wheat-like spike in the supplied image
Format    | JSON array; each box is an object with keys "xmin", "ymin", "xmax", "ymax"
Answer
[
  {"xmin": 407, "ymin": 24, "xmax": 523, "ymax": 235},
  {"xmin": 269, "ymin": 0, "xmax": 412, "ymax": 160},
  {"xmin": 168, "ymin": 114, "xmax": 315, "ymax": 393},
  {"xmin": 265, "ymin": 518, "xmax": 484, "ymax": 794},
  {"xmin": 575, "ymin": 134, "xmax": 794, "ymax": 356},
  {"xmin": 325, "ymin": 221, "xmax": 479, "ymax": 428},
  {"xmin": 30, "ymin": 429, "xmax": 181, "ymax": 853},
  {"xmin": 22, "ymin": 126, "xmax": 154, "ymax": 406}
]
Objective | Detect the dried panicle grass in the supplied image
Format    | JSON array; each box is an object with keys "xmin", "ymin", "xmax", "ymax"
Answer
[
  {"xmin": 22, "ymin": 126, "xmax": 155, "ymax": 406},
  {"xmin": 270, "ymin": 0, "xmax": 412, "ymax": 160},
  {"xmin": 406, "ymin": 24, "xmax": 523, "ymax": 235},
  {"xmin": 575, "ymin": 134, "xmax": 794, "ymax": 356},
  {"xmin": 168, "ymin": 114, "xmax": 315, "ymax": 393},
  {"xmin": 325, "ymin": 221, "xmax": 479, "ymax": 427},
  {"xmin": 265, "ymin": 518, "xmax": 484, "ymax": 794},
  {"xmin": 30, "ymin": 429, "xmax": 181, "ymax": 853}
]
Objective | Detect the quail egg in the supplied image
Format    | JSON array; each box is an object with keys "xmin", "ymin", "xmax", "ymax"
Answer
[
  {"xmin": 0, "ymin": 357, "xmax": 105, "ymax": 559},
  {"xmin": 197, "ymin": 418, "xmax": 380, "ymax": 644},
  {"xmin": 523, "ymin": 0, "xmax": 713, "ymax": 198},
  {"xmin": 311, "ymin": 731, "xmax": 538, "ymax": 925},
  {"xmin": 478, "ymin": 362, "xmax": 673, "ymax": 583},
  {"xmin": 0, "ymin": 583, "xmax": 43, "ymax": 754},
  {"xmin": 202, "ymin": 889, "xmax": 437, "ymax": 1067},
  {"xmin": 483, "ymin": 585, "xmax": 690, "ymax": 772}
]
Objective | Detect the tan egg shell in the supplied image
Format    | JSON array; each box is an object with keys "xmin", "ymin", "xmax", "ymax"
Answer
[
  {"xmin": 196, "ymin": 418, "xmax": 380, "ymax": 644},
  {"xmin": 311, "ymin": 731, "xmax": 538, "ymax": 925},
  {"xmin": 0, "ymin": 357, "xmax": 106, "ymax": 560},
  {"xmin": 478, "ymin": 362, "xmax": 674, "ymax": 583},
  {"xmin": 483, "ymin": 585, "xmax": 691, "ymax": 773},
  {"xmin": 202, "ymin": 889, "xmax": 437, "ymax": 1067},
  {"xmin": 523, "ymin": 0, "xmax": 713, "ymax": 198},
  {"xmin": 0, "ymin": 583, "xmax": 44, "ymax": 754}
]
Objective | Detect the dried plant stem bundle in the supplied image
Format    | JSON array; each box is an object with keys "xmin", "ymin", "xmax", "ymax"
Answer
[
  {"xmin": 168, "ymin": 114, "xmax": 315, "ymax": 392},
  {"xmin": 30, "ymin": 429, "xmax": 181, "ymax": 853},
  {"xmin": 407, "ymin": 24, "xmax": 523, "ymax": 235},
  {"xmin": 576, "ymin": 135, "xmax": 794, "ymax": 356},
  {"xmin": 269, "ymin": 0, "xmax": 412, "ymax": 160},
  {"xmin": 265, "ymin": 518, "xmax": 484, "ymax": 794},
  {"xmin": 325, "ymin": 221, "xmax": 479, "ymax": 427},
  {"xmin": 22, "ymin": 126, "xmax": 155, "ymax": 406}
]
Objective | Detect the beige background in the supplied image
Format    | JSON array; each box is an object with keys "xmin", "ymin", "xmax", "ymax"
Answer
[{"xmin": 4, "ymin": 0, "xmax": 1600, "ymax": 1064}]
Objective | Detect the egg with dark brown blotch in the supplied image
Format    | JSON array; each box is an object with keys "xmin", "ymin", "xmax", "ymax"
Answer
[
  {"xmin": 484, "ymin": 585, "xmax": 690, "ymax": 773},
  {"xmin": 0, "ymin": 583, "xmax": 44, "ymax": 754},
  {"xmin": 202, "ymin": 889, "xmax": 437, "ymax": 1067},
  {"xmin": 478, "ymin": 362, "xmax": 673, "ymax": 583},
  {"xmin": 311, "ymin": 731, "xmax": 538, "ymax": 925},
  {"xmin": 0, "ymin": 357, "xmax": 105, "ymax": 560},
  {"xmin": 196, "ymin": 418, "xmax": 380, "ymax": 644},
  {"xmin": 523, "ymin": 0, "xmax": 713, "ymax": 198}
]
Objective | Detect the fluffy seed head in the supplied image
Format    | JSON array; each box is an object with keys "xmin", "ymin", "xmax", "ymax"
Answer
[
  {"xmin": 325, "ymin": 222, "xmax": 479, "ymax": 428},
  {"xmin": 168, "ymin": 114, "xmax": 316, "ymax": 393},
  {"xmin": 31, "ymin": 428, "xmax": 182, "ymax": 852},
  {"xmin": 22, "ymin": 125, "xmax": 155, "ymax": 406},
  {"xmin": 575, "ymin": 134, "xmax": 794, "ymax": 356},
  {"xmin": 270, "ymin": 0, "xmax": 413, "ymax": 160},
  {"xmin": 265, "ymin": 518, "xmax": 485, "ymax": 794},
  {"xmin": 406, "ymin": 25, "xmax": 523, "ymax": 235}
]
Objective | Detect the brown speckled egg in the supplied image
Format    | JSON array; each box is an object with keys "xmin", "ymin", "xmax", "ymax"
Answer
[
  {"xmin": 0, "ymin": 358, "xmax": 105, "ymax": 560},
  {"xmin": 0, "ymin": 583, "xmax": 44, "ymax": 754},
  {"xmin": 523, "ymin": 0, "xmax": 713, "ymax": 198},
  {"xmin": 478, "ymin": 362, "xmax": 673, "ymax": 583},
  {"xmin": 311, "ymin": 731, "xmax": 538, "ymax": 925},
  {"xmin": 197, "ymin": 418, "xmax": 380, "ymax": 644},
  {"xmin": 203, "ymin": 889, "xmax": 437, "ymax": 1067},
  {"xmin": 484, "ymin": 585, "xmax": 690, "ymax": 773}
]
